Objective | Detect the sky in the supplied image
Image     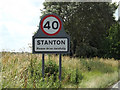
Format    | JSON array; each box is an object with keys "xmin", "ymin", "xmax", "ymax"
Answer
[
  {"xmin": 0, "ymin": 0, "xmax": 120, "ymax": 52},
  {"xmin": 0, "ymin": 0, "xmax": 44, "ymax": 52}
]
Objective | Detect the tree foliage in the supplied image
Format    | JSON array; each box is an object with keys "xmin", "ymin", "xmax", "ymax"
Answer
[
  {"xmin": 41, "ymin": 2, "xmax": 118, "ymax": 58},
  {"xmin": 104, "ymin": 23, "xmax": 120, "ymax": 59}
]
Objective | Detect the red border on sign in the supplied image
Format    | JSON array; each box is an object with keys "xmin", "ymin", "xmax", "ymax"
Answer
[{"xmin": 40, "ymin": 14, "xmax": 62, "ymax": 36}]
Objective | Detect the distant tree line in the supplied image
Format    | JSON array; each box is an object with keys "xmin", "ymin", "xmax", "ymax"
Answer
[{"xmin": 40, "ymin": 2, "xmax": 120, "ymax": 59}]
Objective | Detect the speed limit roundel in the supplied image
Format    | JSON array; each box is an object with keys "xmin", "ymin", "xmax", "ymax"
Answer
[{"xmin": 40, "ymin": 14, "xmax": 62, "ymax": 36}]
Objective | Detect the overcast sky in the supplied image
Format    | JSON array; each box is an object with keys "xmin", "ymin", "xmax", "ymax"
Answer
[{"xmin": 0, "ymin": 0, "xmax": 119, "ymax": 52}]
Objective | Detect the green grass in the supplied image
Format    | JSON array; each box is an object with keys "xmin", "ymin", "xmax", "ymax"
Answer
[
  {"xmin": 1, "ymin": 52, "xmax": 119, "ymax": 88},
  {"xmin": 79, "ymin": 71, "xmax": 118, "ymax": 88}
]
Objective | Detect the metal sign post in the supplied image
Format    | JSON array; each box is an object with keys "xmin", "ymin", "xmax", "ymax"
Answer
[
  {"xmin": 42, "ymin": 54, "xmax": 44, "ymax": 81},
  {"xmin": 59, "ymin": 54, "xmax": 62, "ymax": 81}
]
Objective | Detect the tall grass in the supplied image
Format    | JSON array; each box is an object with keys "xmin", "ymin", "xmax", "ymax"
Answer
[{"xmin": 1, "ymin": 52, "xmax": 119, "ymax": 88}]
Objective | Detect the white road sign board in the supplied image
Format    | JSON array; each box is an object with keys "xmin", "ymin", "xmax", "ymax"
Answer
[{"xmin": 35, "ymin": 38, "xmax": 68, "ymax": 52}]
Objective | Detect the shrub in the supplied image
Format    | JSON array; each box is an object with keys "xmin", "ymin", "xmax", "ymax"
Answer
[
  {"xmin": 75, "ymin": 43, "xmax": 97, "ymax": 58},
  {"xmin": 101, "ymin": 23, "xmax": 120, "ymax": 59},
  {"xmin": 45, "ymin": 60, "xmax": 59, "ymax": 82}
]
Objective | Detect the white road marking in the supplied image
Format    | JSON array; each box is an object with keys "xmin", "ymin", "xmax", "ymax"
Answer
[{"xmin": 112, "ymin": 80, "xmax": 120, "ymax": 89}]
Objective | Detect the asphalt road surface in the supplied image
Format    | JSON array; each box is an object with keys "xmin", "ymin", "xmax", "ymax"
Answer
[{"xmin": 112, "ymin": 80, "xmax": 120, "ymax": 89}]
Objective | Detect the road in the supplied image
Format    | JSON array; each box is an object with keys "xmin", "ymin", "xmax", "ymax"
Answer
[{"xmin": 112, "ymin": 80, "xmax": 120, "ymax": 89}]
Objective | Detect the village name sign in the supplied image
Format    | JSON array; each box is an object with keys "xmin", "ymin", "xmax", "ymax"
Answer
[{"xmin": 32, "ymin": 14, "xmax": 70, "ymax": 81}]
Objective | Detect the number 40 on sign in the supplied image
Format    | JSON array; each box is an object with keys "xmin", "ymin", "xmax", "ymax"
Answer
[{"xmin": 40, "ymin": 15, "xmax": 62, "ymax": 36}]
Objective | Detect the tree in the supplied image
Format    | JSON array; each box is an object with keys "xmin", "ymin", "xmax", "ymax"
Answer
[
  {"xmin": 41, "ymin": 2, "xmax": 118, "ymax": 57},
  {"xmin": 104, "ymin": 23, "xmax": 120, "ymax": 59}
]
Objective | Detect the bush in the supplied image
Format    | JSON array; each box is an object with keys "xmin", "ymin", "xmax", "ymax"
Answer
[
  {"xmin": 75, "ymin": 43, "xmax": 97, "ymax": 58},
  {"xmin": 45, "ymin": 60, "xmax": 59, "ymax": 82},
  {"xmin": 27, "ymin": 59, "xmax": 60, "ymax": 88},
  {"xmin": 101, "ymin": 23, "xmax": 120, "ymax": 59}
]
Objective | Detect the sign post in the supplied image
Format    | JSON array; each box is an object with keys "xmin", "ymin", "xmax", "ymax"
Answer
[
  {"xmin": 42, "ymin": 54, "xmax": 44, "ymax": 81},
  {"xmin": 59, "ymin": 54, "xmax": 62, "ymax": 81},
  {"xmin": 32, "ymin": 14, "xmax": 70, "ymax": 81}
]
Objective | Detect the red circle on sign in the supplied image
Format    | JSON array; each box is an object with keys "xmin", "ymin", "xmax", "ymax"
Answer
[{"xmin": 40, "ymin": 14, "xmax": 62, "ymax": 36}]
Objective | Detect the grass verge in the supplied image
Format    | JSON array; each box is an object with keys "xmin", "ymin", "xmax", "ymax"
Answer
[{"xmin": 1, "ymin": 52, "xmax": 119, "ymax": 88}]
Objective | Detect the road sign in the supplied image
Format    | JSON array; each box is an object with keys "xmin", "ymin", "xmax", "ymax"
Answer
[
  {"xmin": 32, "ymin": 14, "xmax": 70, "ymax": 53},
  {"xmin": 32, "ymin": 14, "xmax": 70, "ymax": 81},
  {"xmin": 40, "ymin": 14, "xmax": 62, "ymax": 36},
  {"xmin": 34, "ymin": 37, "xmax": 69, "ymax": 52}
]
